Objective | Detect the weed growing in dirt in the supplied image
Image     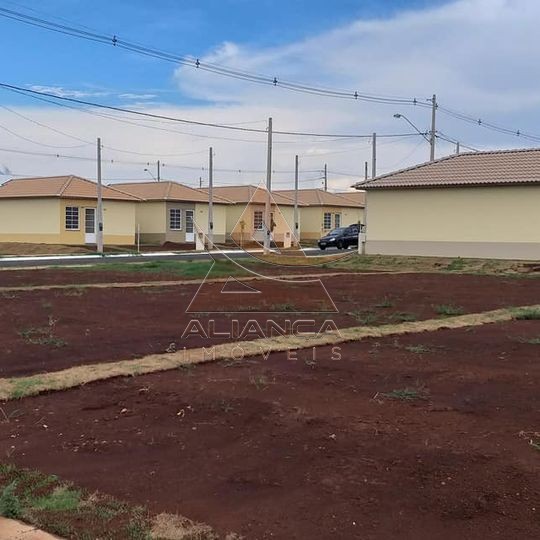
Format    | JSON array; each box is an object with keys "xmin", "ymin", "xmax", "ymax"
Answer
[
  {"xmin": 388, "ymin": 312, "xmax": 417, "ymax": 323},
  {"xmin": 33, "ymin": 486, "xmax": 81, "ymax": 512},
  {"xmin": 62, "ymin": 287, "xmax": 87, "ymax": 297},
  {"xmin": 375, "ymin": 296, "xmax": 394, "ymax": 308},
  {"xmin": 382, "ymin": 388, "xmax": 428, "ymax": 401},
  {"xmin": 249, "ymin": 375, "xmax": 270, "ymax": 390},
  {"xmin": 271, "ymin": 302, "xmax": 297, "ymax": 312},
  {"xmin": 434, "ymin": 304, "xmax": 465, "ymax": 317},
  {"xmin": 446, "ymin": 258, "xmax": 466, "ymax": 271},
  {"xmin": 405, "ymin": 344, "xmax": 433, "ymax": 354},
  {"xmin": 19, "ymin": 315, "xmax": 66, "ymax": 348},
  {"xmin": 514, "ymin": 307, "xmax": 540, "ymax": 320},
  {"xmin": 348, "ymin": 309, "xmax": 379, "ymax": 325}
]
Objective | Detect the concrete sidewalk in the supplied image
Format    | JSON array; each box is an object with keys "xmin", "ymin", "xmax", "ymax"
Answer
[{"xmin": 0, "ymin": 517, "xmax": 61, "ymax": 539}]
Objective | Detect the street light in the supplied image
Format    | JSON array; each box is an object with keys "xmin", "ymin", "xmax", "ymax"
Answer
[
  {"xmin": 393, "ymin": 113, "xmax": 430, "ymax": 143},
  {"xmin": 143, "ymin": 168, "xmax": 157, "ymax": 181}
]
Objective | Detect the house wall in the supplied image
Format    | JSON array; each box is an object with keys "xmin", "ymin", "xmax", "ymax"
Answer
[
  {"xmin": 58, "ymin": 199, "xmax": 136, "ymax": 245},
  {"xmin": 134, "ymin": 201, "xmax": 166, "ymax": 244},
  {"xmin": 227, "ymin": 203, "xmax": 295, "ymax": 246},
  {"xmin": 365, "ymin": 186, "xmax": 540, "ymax": 260},
  {"xmin": 0, "ymin": 198, "xmax": 136, "ymax": 245},
  {"xmin": 194, "ymin": 203, "xmax": 227, "ymax": 244},
  {"xmin": 0, "ymin": 198, "xmax": 61, "ymax": 243}
]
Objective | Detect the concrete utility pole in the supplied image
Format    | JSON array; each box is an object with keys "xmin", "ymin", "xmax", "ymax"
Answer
[
  {"xmin": 264, "ymin": 117, "xmax": 273, "ymax": 254},
  {"xmin": 371, "ymin": 133, "xmax": 377, "ymax": 179},
  {"xmin": 456, "ymin": 141, "xmax": 460, "ymax": 154},
  {"xmin": 364, "ymin": 161, "xmax": 368, "ymax": 182},
  {"xmin": 430, "ymin": 94, "xmax": 437, "ymax": 161},
  {"xmin": 96, "ymin": 137, "xmax": 104, "ymax": 254},
  {"xmin": 323, "ymin": 163, "xmax": 328, "ymax": 191},
  {"xmin": 199, "ymin": 176, "xmax": 202, "ymax": 188},
  {"xmin": 157, "ymin": 160, "xmax": 161, "ymax": 182},
  {"xmin": 208, "ymin": 147, "xmax": 214, "ymax": 249},
  {"xmin": 294, "ymin": 154, "xmax": 299, "ymax": 245}
]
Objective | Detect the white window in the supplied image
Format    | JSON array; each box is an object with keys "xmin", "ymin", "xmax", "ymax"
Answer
[
  {"xmin": 170, "ymin": 208, "xmax": 182, "ymax": 230},
  {"xmin": 334, "ymin": 213, "xmax": 341, "ymax": 228},
  {"xmin": 254, "ymin": 210, "xmax": 264, "ymax": 230},
  {"xmin": 65, "ymin": 206, "xmax": 79, "ymax": 230},
  {"xmin": 323, "ymin": 212, "xmax": 332, "ymax": 230}
]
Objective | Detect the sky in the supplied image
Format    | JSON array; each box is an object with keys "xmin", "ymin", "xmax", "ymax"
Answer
[{"xmin": 0, "ymin": 0, "xmax": 539, "ymax": 190}]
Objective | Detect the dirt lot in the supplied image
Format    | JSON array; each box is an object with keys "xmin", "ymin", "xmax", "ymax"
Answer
[
  {"xmin": 1, "ymin": 273, "xmax": 540, "ymax": 378},
  {"xmin": 1, "ymin": 320, "xmax": 539, "ymax": 539}
]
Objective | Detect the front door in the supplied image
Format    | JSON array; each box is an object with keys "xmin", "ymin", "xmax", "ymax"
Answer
[
  {"xmin": 185, "ymin": 210, "xmax": 195, "ymax": 242},
  {"xmin": 85, "ymin": 208, "xmax": 96, "ymax": 244}
]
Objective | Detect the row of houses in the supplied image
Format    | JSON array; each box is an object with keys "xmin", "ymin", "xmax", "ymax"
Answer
[{"xmin": 0, "ymin": 175, "xmax": 365, "ymax": 247}]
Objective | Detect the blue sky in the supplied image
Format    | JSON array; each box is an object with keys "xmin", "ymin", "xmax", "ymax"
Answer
[{"xmin": 1, "ymin": 0, "xmax": 444, "ymax": 107}]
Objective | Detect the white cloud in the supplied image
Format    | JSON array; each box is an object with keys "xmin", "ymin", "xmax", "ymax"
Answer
[
  {"xmin": 28, "ymin": 85, "xmax": 110, "ymax": 99},
  {"xmin": 3, "ymin": 0, "xmax": 539, "ymax": 189}
]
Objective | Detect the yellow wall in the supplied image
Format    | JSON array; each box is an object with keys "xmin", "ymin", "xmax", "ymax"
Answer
[
  {"xmin": 298, "ymin": 206, "xmax": 364, "ymax": 240},
  {"xmin": 0, "ymin": 198, "xmax": 60, "ymax": 243},
  {"xmin": 135, "ymin": 201, "xmax": 166, "ymax": 234},
  {"xmin": 0, "ymin": 198, "xmax": 136, "ymax": 245},
  {"xmin": 194, "ymin": 203, "xmax": 227, "ymax": 242},
  {"xmin": 365, "ymin": 186, "xmax": 540, "ymax": 260}
]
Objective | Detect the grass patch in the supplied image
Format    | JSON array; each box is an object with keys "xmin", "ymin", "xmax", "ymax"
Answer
[
  {"xmin": 434, "ymin": 304, "xmax": 465, "ymax": 317},
  {"xmin": 388, "ymin": 312, "xmax": 417, "ymax": 322},
  {"xmin": 9, "ymin": 377, "xmax": 45, "ymax": 399},
  {"xmin": 404, "ymin": 344, "xmax": 433, "ymax": 354},
  {"xmin": 374, "ymin": 296, "xmax": 394, "ymax": 308},
  {"xmin": 79, "ymin": 259, "xmax": 248, "ymax": 280},
  {"xmin": 382, "ymin": 387, "xmax": 428, "ymax": 401},
  {"xmin": 514, "ymin": 307, "xmax": 540, "ymax": 320},
  {"xmin": 19, "ymin": 315, "xmax": 66, "ymax": 348},
  {"xmin": 516, "ymin": 336, "xmax": 540, "ymax": 345},
  {"xmin": 445, "ymin": 258, "xmax": 466, "ymax": 271},
  {"xmin": 348, "ymin": 309, "xmax": 379, "ymax": 325},
  {"xmin": 0, "ymin": 465, "xmax": 230, "ymax": 539}
]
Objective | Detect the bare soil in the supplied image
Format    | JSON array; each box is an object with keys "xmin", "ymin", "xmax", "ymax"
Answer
[
  {"xmin": 1, "ymin": 321, "xmax": 539, "ymax": 539},
  {"xmin": 1, "ymin": 273, "xmax": 540, "ymax": 378}
]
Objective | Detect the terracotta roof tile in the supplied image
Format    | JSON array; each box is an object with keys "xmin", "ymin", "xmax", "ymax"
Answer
[
  {"xmin": 114, "ymin": 181, "xmax": 231, "ymax": 204},
  {"xmin": 355, "ymin": 148, "xmax": 540, "ymax": 190},
  {"xmin": 0, "ymin": 175, "xmax": 141, "ymax": 201},
  {"xmin": 199, "ymin": 185, "xmax": 306, "ymax": 206},
  {"xmin": 275, "ymin": 188, "xmax": 365, "ymax": 207}
]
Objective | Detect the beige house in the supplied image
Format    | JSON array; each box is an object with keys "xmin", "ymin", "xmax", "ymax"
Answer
[
  {"xmin": 275, "ymin": 189, "xmax": 365, "ymax": 240},
  {"xmin": 0, "ymin": 175, "xmax": 140, "ymax": 245},
  {"xmin": 354, "ymin": 149, "xmax": 540, "ymax": 260},
  {"xmin": 113, "ymin": 181, "xmax": 230, "ymax": 245},
  {"xmin": 199, "ymin": 185, "xmax": 302, "ymax": 247}
]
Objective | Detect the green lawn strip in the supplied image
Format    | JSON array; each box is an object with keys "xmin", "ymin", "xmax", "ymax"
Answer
[
  {"xmin": 2, "ymin": 304, "xmax": 539, "ymax": 402},
  {"xmin": 0, "ymin": 464, "xmax": 237, "ymax": 539}
]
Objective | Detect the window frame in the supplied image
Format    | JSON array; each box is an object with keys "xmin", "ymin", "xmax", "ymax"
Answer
[
  {"xmin": 253, "ymin": 210, "xmax": 264, "ymax": 231},
  {"xmin": 323, "ymin": 212, "xmax": 332, "ymax": 230},
  {"xmin": 334, "ymin": 213, "xmax": 341, "ymax": 228},
  {"xmin": 169, "ymin": 208, "xmax": 183, "ymax": 231},
  {"xmin": 65, "ymin": 206, "xmax": 80, "ymax": 231}
]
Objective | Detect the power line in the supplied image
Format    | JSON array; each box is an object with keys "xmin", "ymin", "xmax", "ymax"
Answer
[
  {"xmin": 0, "ymin": 82, "xmax": 425, "ymax": 140},
  {"xmin": 0, "ymin": 6, "xmax": 429, "ymax": 107},
  {"xmin": 435, "ymin": 131, "xmax": 479, "ymax": 152}
]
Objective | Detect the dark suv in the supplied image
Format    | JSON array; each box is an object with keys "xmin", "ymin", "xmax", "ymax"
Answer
[{"xmin": 318, "ymin": 224, "xmax": 360, "ymax": 250}]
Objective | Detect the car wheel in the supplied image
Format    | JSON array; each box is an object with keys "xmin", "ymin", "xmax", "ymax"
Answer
[
  {"xmin": 336, "ymin": 240, "xmax": 343, "ymax": 250},
  {"xmin": 319, "ymin": 246, "xmax": 326, "ymax": 250}
]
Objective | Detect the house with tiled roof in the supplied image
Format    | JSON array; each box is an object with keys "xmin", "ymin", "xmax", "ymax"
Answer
[
  {"xmin": 353, "ymin": 149, "xmax": 540, "ymax": 260},
  {"xmin": 113, "ymin": 180, "xmax": 231, "ymax": 245},
  {"xmin": 0, "ymin": 175, "xmax": 141, "ymax": 246},
  {"xmin": 274, "ymin": 188, "xmax": 365, "ymax": 240},
  {"xmin": 198, "ymin": 184, "xmax": 304, "ymax": 247}
]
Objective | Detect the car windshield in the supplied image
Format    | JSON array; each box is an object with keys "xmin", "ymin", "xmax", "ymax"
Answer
[{"xmin": 328, "ymin": 228, "xmax": 346, "ymax": 236}]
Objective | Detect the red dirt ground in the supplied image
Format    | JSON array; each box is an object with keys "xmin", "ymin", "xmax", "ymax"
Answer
[
  {"xmin": 0, "ymin": 263, "xmax": 341, "ymax": 287},
  {"xmin": 1, "ymin": 321, "xmax": 539, "ymax": 539},
  {"xmin": 1, "ymin": 273, "xmax": 540, "ymax": 378}
]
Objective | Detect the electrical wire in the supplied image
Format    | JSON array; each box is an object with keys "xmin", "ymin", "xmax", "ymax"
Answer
[{"xmin": 0, "ymin": 6, "xmax": 429, "ymax": 107}]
